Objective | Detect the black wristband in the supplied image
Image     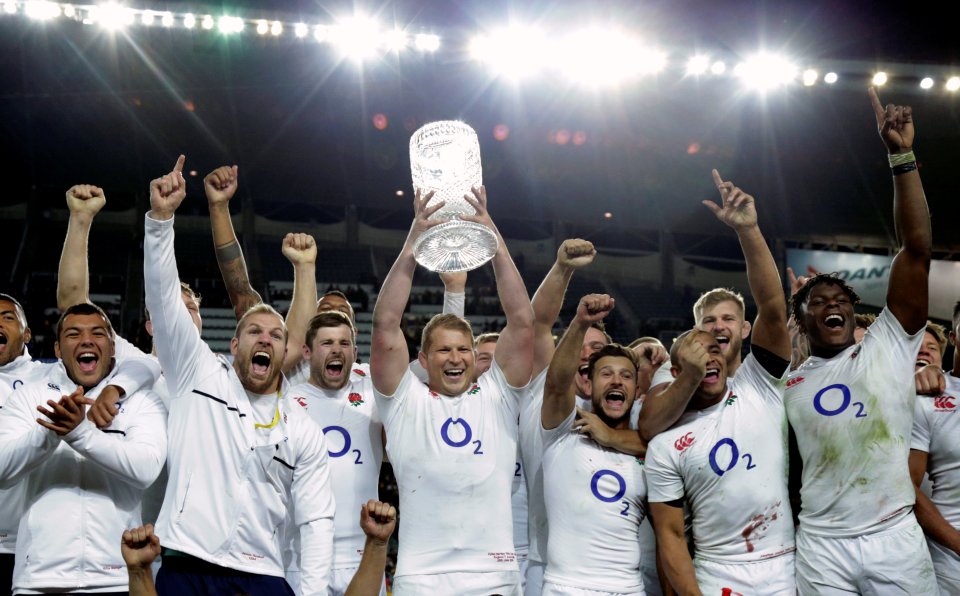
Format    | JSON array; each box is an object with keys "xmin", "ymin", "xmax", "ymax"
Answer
[{"xmin": 892, "ymin": 162, "xmax": 917, "ymax": 176}]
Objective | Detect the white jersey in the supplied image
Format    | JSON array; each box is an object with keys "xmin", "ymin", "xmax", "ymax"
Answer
[
  {"xmin": 646, "ymin": 354, "xmax": 794, "ymax": 563},
  {"xmin": 290, "ymin": 379, "xmax": 383, "ymax": 569},
  {"xmin": 912, "ymin": 373, "xmax": 960, "ymax": 531},
  {"xmin": 375, "ymin": 361, "xmax": 521, "ymax": 578},
  {"xmin": 542, "ymin": 409, "xmax": 647, "ymax": 592},
  {"xmin": 512, "ymin": 447, "xmax": 529, "ymax": 557},
  {"xmin": 785, "ymin": 308, "xmax": 921, "ymax": 537},
  {"xmin": 518, "ymin": 371, "xmax": 549, "ymax": 565},
  {"xmin": 0, "ymin": 363, "xmax": 166, "ymax": 592}
]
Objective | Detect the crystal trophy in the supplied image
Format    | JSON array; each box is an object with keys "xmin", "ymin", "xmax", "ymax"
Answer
[{"xmin": 409, "ymin": 121, "xmax": 498, "ymax": 272}]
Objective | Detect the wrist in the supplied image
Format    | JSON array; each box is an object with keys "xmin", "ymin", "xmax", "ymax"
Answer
[
  {"xmin": 69, "ymin": 212, "xmax": 95, "ymax": 227},
  {"xmin": 148, "ymin": 209, "xmax": 174, "ymax": 222}
]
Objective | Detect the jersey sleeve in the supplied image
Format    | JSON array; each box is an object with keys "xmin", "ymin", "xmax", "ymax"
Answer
[
  {"xmin": 373, "ymin": 367, "xmax": 416, "ymax": 429},
  {"xmin": 0, "ymin": 386, "xmax": 61, "ymax": 488},
  {"xmin": 735, "ymin": 353, "xmax": 785, "ymax": 406},
  {"xmin": 541, "ymin": 406, "xmax": 576, "ymax": 450},
  {"xmin": 644, "ymin": 435, "xmax": 685, "ymax": 504},
  {"xmin": 481, "ymin": 359, "xmax": 521, "ymax": 420},
  {"xmin": 864, "ymin": 308, "xmax": 924, "ymax": 370},
  {"xmin": 109, "ymin": 336, "xmax": 161, "ymax": 397},
  {"xmin": 650, "ymin": 362, "xmax": 674, "ymax": 389},
  {"xmin": 911, "ymin": 396, "xmax": 934, "ymax": 452}
]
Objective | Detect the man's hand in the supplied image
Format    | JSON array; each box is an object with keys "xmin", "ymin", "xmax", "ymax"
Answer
[
  {"xmin": 786, "ymin": 266, "xmax": 816, "ymax": 297},
  {"xmin": 869, "ymin": 87, "xmax": 914, "ymax": 154},
  {"xmin": 703, "ymin": 169, "xmax": 758, "ymax": 231},
  {"xmin": 916, "ymin": 364, "xmax": 946, "ymax": 396},
  {"xmin": 36, "ymin": 387, "xmax": 90, "ymax": 435},
  {"xmin": 459, "ymin": 185, "xmax": 497, "ymax": 232},
  {"xmin": 635, "ymin": 342, "xmax": 668, "ymax": 369},
  {"xmin": 281, "ymin": 232, "xmax": 317, "ymax": 266},
  {"xmin": 557, "ymin": 238, "xmax": 597, "ymax": 270},
  {"xmin": 439, "ymin": 271, "xmax": 467, "ymax": 293},
  {"xmin": 65, "ymin": 185, "xmax": 106, "ymax": 218},
  {"xmin": 575, "ymin": 294, "xmax": 614, "ymax": 325},
  {"xmin": 87, "ymin": 384, "xmax": 123, "ymax": 428},
  {"xmin": 359, "ymin": 500, "xmax": 397, "ymax": 545},
  {"xmin": 675, "ymin": 336, "xmax": 709, "ymax": 383},
  {"xmin": 149, "ymin": 155, "xmax": 187, "ymax": 220},
  {"xmin": 573, "ymin": 407, "xmax": 616, "ymax": 445},
  {"xmin": 204, "ymin": 165, "xmax": 239, "ymax": 206},
  {"xmin": 407, "ymin": 188, "xmax": 448, "ymax": 243},
  {"xmin": 121, "ymin": 524, "xmax": 161, "ymax": 569}
]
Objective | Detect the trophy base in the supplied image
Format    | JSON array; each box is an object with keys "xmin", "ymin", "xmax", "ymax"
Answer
[{"xmin": 413, "ymin": 221, "xmax": 498, "ymax": 273}]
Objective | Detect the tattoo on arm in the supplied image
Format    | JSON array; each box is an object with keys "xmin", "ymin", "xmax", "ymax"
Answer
[{"xmin": 216, "ymin": 240, "xmax": 262, "ymax": 319}]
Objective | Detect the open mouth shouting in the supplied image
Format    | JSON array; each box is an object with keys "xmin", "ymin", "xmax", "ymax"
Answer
[
  {"xmin": 604, "ymin": 389, "xmax": 627, "ymax": 413},
  {"xmin": 703, "ymin": 366, "xmax": 722, "ymax": 385},
  {"xmin": 251, "ymin": 350, "xmax": 272, "ymax": 377},
  {"xmin": 823, "ymin": 313, "xmax": 845, "ymax": 331},
  {"xmin": 0, "ymin": 332, "xmax": 7, "ymax": 355},
  {"xmin": 578, "ymin": 364, "xmax": 590, "ymax": 383},
  {"xmin": 325, "ymin": 358, "xmax": 344, "ymax": 379},
  {"xmin": 714, "ymin": 334, "xmax": 730, "ymax": 350},
  {"xmin": 76, "ymin": 351, "xmax": 100, "ymax": 374}
]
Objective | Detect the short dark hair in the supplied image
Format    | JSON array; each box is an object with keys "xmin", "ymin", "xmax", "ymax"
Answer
[
  {"xmin": 323, "ymin": 290, "xmax": 348, "ymax": 301},
  {"xmin": 474, "ymin": 332, "xmax": 500, "ymax": 348},
  {"xmin": 0, "ymin": 293, "xmax": 28, "ymax": 329},
  {"xmin": 628, "ymin": 336, "xmax": 662, "ymax": 349},
  {"xmin": 305, "ymin": 311, "xmax": 356, "ymax": 347},
  {"xmin": 144, "ymin": 281, "xmax": 201, "ymax": 320},
  {"xmin": 563, "ymin": 321, "xmax": 612, "ymax": 344},
  {"xmin": 586, "ymin": 343, "xmax": 639, "ymax": 381},
  {"xmin": 56, "ymin": 302, "xmax": 114, "ymax": 340},
  {"xmin": 854, "ymin": 313, "xmax": 876, "ymax": 329},
  {"xmin": 790, "ymin": 273, "xmax": 861, "ymax": 333}
]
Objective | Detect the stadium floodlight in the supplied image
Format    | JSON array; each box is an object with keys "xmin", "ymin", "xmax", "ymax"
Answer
[
  {"xmin": 140, "ymin": 10, "xmax": 154, "ymax": 25},
  {"xmin": 3, "ymin": 1, "xmax": 17, "ymax": 15},
  {"xmin": 414, "ymin": 33, "xmax": 440, "ymax": 52},
  {"xmin": 201, "ymin": 15, "xmax": 214, "ymax": 30},
  {"xmin": 920, "ymin": 77, "xmax": 934, "ymax": 90},
  {"xmin": 294, "ymin": 22, "xmax": 308, "ymax": 38},
  {"xmin": 217, "ymin": 15, "xmax": 244, "ymax": 34},
  {"xmin": 25, "ymin": 1, "xmax": 61, "ymax": 20},
  {"xmin": 471, "ymin": 26, "xmax": 548, "ymax": 79},
  {"xmin": 736, "ymin": 53, "xmax": 797, "ymax": 91},
  {"xmin": 160, "ymin": 11, "xmax": 172, "ymax": 26},
  {"xmin": 802, "ymin": 69, "xmax": 818, "ymax": 86},
  {"xmin": 710, "ymin": 60, "xmax": 726, "ymax": 75},
  {"xmin": 947, "ymin": 77, "xmax": 960, "ymax": 92},
  {"xmin": 62, "ymin": 4, "xmax": 75, "ymax": 17},
  {"xmin": 313, "ymin": 25, "xmax": 328, "ymax": 42},
  {"xmin": 554, "ymin": 28, "xmax": 664, "ymax": 85},
  {"xmin": 872, "ymin": 71, "xmax": 887, "ymax": 86},
  {"xmin": 330, "ymin": 15, "xmax": 380, "ymax": 59},
  {"xmin": 256, "ymin": 19, "xmax": 267, "ymax": 34},
  {"xmin": 93, "ymin": 3, "xmax": 135, "ymax": 29},
  {"xmin": 824, "ymin": 71, "xmax": 838, "ymax": 84},
  {"xmin": 383, "ymin": 28, "xmax": 407, "ymax": 52},
  {"xmin": 182, "ymin": 13, "xmax": 195, "ymax": 28},
  {"xmin": 686, "ymin": 55, "xmax": 709, "ymax": 76},
  {"xmin": 270, "ymin": 20, "xmax": 282, "ymax": 36}
]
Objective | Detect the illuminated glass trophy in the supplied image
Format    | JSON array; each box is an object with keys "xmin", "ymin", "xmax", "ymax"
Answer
[{"xmin": 409, "ymin": 120, "xmax": 498, "ymax": 272}]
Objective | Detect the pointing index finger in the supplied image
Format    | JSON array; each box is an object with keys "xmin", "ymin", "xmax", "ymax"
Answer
[
  {"xmin": 711, "ymin": 169, "xmax": 724, "ymax": 187},
  {"xmin": 173, "ymin": 154, "xmax": 186, "ymax": 175},
  {"xmin": 868, "ymin": 87, "xmax": 885, "ymax": 123}
]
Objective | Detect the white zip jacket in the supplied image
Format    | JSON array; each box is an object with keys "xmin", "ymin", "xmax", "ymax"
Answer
[
  {"xmin": 0, "ymin": 361, "xmax": 167, "ymax": 592},
  {"xmin": 0, "ymin": 343, "xmax": 161, "ymax": 559},
  {"xmin": 144, "ymin": 213, "xmax": 335, "ymax": 594}
]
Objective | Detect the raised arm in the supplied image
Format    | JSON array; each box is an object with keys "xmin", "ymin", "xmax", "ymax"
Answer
[
  {"xmin": 531, "ymin": 239, "xmax": 596, "ymax": 375},
  {"xmin": 650, "ymin": 501, "xmax": 702, "ymax": 596},
  {"xmin": 57, "ymin": 185, "xmax": 106, "ymax": 310},
  {"xmin": 345, "ymin": 500, "xmax": 397, "ymax": 596},
  {"xmin": 869, "ymin": 88, "xmax": 931, "ymax": 334},
  {"xmin": 440, "ymin": 271, "xmax": 467, "ymax": 317},
  {"xmin": 637, "ymin": 338, "xmax": 709, "ymax": 442},
  {"xmin": 281, "ymin": 233, "xmax": 318, "ymax": 376},
  {"xmin": 461, "ymin": 186, "xmax": 534, "ymax": 387},
  {"xmin": 121, "ymin": 524, "xmax": 161, "ymax": 596},
  {"xmin": 370, "ymin": 190, "xmax": 446, "ymax": 396},
  {"xmin": 705, "ymin": 170, "xmax": 790, "ymax": 360},
  {"xmin": 542, "ymin": 294, "xmax": 613, "ymax": 429},
  {"xmin": 205, "ymin": 165, "xmax": 263, "ymax": 320}
]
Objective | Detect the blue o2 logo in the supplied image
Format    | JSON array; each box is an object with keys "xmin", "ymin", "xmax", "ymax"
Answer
[
  {"xmin": 813, "ymin": 383, "xmax": 866, "ymax": 418},
  {"xmin": 322, "ymin": 425, "xmax": 364, "ymax": 464},
  {"xmin": 11, "ymin": 379, "xmax": 23, "ymax": 391},
  {"xmin": 709, "ymin": 438, "xmax": 756, "ymax": 477},
  {"xmin": 590, "ymin": 469, "xmax": 627, "ymax": 503},
  {"xmin": 441, "ymin": 418, "xmax": 484, "ymax": 454}
]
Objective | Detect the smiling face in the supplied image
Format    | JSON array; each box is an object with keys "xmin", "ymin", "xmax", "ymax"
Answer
[
  {"xmin": 419, "ymin": 327, "xmax": 475, "ymax": 396},
  {"xmin": 801, "ymin": 282, "xmax": 856, "ymax": 356},
  {"xmin": 231, "ymin": 311, "xmax": 287, "ymax": 394},
  {"xmin": 576, "ymin": 327, "xmax": 609, "ymax": 397},
  {"xmin": 698, "ymin": 299, "xmax": 750, "ymax": 369},
  {"xmin": 0, "ymin": 298, "xmax": 30, "ymax": 367},
  {"xmin": 916, "ymin": 330, "xmax": 944, "ymax": 371},
  {"xmin": 55, "ymin": 312, "xmax": 115, "ymax": 389},
  {"xmin": 305, "ymin": 324, "xmax": 356, "ymax": 390},
  {"xmin": 586, "ymin": 355, "xmax": 638, "ymax": 428}
]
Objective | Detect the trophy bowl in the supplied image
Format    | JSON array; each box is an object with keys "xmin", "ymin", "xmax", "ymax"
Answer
[{"xmin": 409, "ymin": 120, "xmax": 498, "ymax": 272}]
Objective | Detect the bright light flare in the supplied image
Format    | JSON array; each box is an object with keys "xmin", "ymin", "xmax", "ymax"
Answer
[
  {"xmin": 710, "ymin": 60, "xmax": 726, "ymax": 75},
  {"xmin": 270, "ymin": 20, "xmax": 282, "ymax": 36},
  {"xmin": 92, "ymin": 3, "xmax": 135, "ymax": 29},
  {"xmin": 255, "ymin": 19, "xmax": 267, "ymax": 34},
  {"xmin": 294, "ymin": 22, "xmax": 308, "ymax": 38},
  {"xmin": 160, "ymin": 11, "xmax": 172, "ymax": 26},
  {"xmin": 920, "ymin": 77, "xmax": 934, "ymax": 90},
  {"xmin": 415, "ymin": 33, "xmax": 440, "ymax": 52},
  {"xmin": 25, "ymin": 1, "xmax": 61, "ymax": 20},
  {"xmin": 686, "ymin": 55, "xmax": 709, "ymax": 76},
  {"xmin": 383, "ymin": 29, "xmax": 407, "ymax": 52},
  {"xmin": 217, "ymin": 15, "xmax": 244, "ymax": 34},
  {"xmin": 470, "ymin": 26, "xmax": 548, "ymax": 79},
  {"xmin": 736, "ymin": 53, "xmax": 798, "ymax": 91},
  {"xmin": 313, "ymin": 25, "xmax": 328, "ymax": 42},
  {"xmin": 182, "ymin": 13, "xmax": 195, "ymax": 28},
  {"xmin": 802, "ymin": 69, "xmax": 818, "ymax": 86},
  {"xmin": 200, "ymin": 15, "xmax": 214, "ymax": 30},
  {"xmin": 872, "ymin": 71, "xmax": 888, "ymax": 86},
  {"xmin": 947, "ymin": 77, "xmax": 960, "ymax": 92},
  {"xmin": 62, "ymin": 4, "xmax": 75, "ymax": 17},
  {"xmin": 140, "ymin": 10, "xmax": 154, "ymax": 25},
  {"xmin": 330, "ymin": 15, "xmax": 380, "ymax": 59},
  {"xmin": 556, "ymin": 29, "xmax": 664, "ymax": 85},
  {"xmin": 824, "ymin": 71, "xmax": 838, "ymax": 84},
  {"xmin": 3, "ymin": 1, "xmax": 17, "ymax": 14}
]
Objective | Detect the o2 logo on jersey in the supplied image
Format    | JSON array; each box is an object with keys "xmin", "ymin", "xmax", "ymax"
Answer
[
  {"xmin": 322, "ymin": 425, "xmax": 364, "ymax": 465},
  {"xmin": 708, "ymin": 438, "xmax": 756, "ymax": 477},
  {"xmin": 674, "ymin": 432, "xmax": 695, "ymax": 452},
  {"xmin": 440, "ymin": 418, "xmax": 484, "ymax": 454},
  {"xmin": 813, "ymin": 383, "xmax": 866, "ymax": 418},
  {"xmin": 590, "ymin": 469, "xmax": 631, "ymax": 516},
  {"xmin": 11, "ymin": 379, "xmax": 23, "ymax": 391}
]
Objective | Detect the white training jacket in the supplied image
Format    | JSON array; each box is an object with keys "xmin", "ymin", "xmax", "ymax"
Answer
[
  {"xmin": 0, "ymin": 359, "xmax": 167, "ymax": 592},
  {"xmin": 144, "ymin": 213, "xmax": 335, "ymax": 594}
]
